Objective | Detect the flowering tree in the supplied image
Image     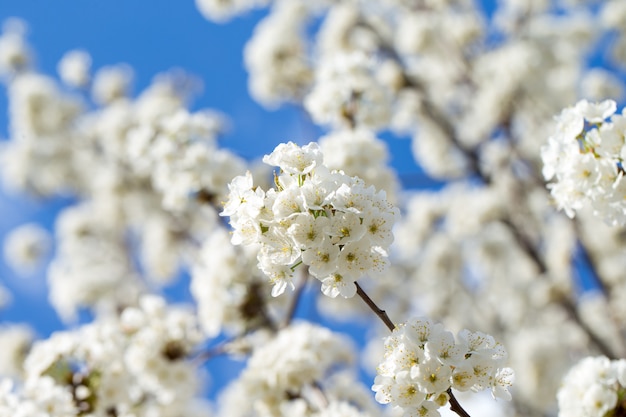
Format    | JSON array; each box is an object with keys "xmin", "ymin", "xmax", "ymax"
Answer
[{"xmin": 1, "ymin": 0, "xmax": 626, "ymax": 416}]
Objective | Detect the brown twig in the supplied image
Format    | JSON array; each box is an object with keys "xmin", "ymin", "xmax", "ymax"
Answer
[
  {"xmin": 447, "ymin": 388, "xmax": 472, "ymax": 417},
  {"xmin": 191, "ymin": 338, "xmax": 234, "ymax": 365},
  {"xmin": 355, "ymin": 282, "xmax": 395, "ymax": 332},
  {"xmin": 560, "ymin": 298, "xmax": 617, "ymax": 359}
]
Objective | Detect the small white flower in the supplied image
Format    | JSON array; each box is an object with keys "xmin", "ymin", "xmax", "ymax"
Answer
[
  {"xmin": 259, "ymin": 230, "xmax": 301, "ymax": 266},
  {"xmin": 262, "ymin": 141, "xmax": 323, "ymax": 175},
  {"xmin": 412, "ymin": 357, "xmax": 452, "ymax": 395},
  {"xmin": 389, "ymin": 371, "xmax": 426, "ymax": 409},
  {"xmin": 554, "ymin": 106, "xmax": 585, "ymax": 141},
  {"xmin": 3, "ymin": 223, "xmax": 51, "ymax": 275},
  {"xmin": 288, "ymin": 213, "xmax": 330, "ymax": 249},
  {"xmin": 492, "ymin": 367, "xmax": 515, "ymax": 401},
  {"xmin": 272, "ymin": 185, "xmax": 306, "ymax": 218},
  {"xmin": 326, "ymin": 211, "xmax": 366, "ymax": 244},
  {"xmin": 58, "ymin": 49, "xmax": 91, "ymax": 88},
  {"xmin": 221, "ymin": 171, "xmax": 264, "ymax": 219},
  {"xmin": 320, "ymin": 272, "xmax": 357, "ymax": 298},
  {"xmin": 333, "ymin": 182, "xmax": 375, "ymax": 214},
  {"xmin": 301, "ymin": 238, "xmax": 340, "ymax": 278},
  {"xmin": 575, "ymin": 99, "xmax": 617, "ymax": 123},
  {"xmin": 362, "ymin": 210, "xmax": 395, "ymax": 247},
  {"xmin": 258, "ymin": 261, "xmax": 295, "ymax": 297},
  {"xmin": 337, "ymin": 239, "xmax": 377, "ymax": 278},
  {"xmin": 300, "ymin": 179, "xmax": 333, "ymax": 210}
]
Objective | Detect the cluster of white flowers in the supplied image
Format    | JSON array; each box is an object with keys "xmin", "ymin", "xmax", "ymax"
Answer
[
  {"xmin": 195, "ymin": 0, "xmax": 269, "ymax": 23},
  {"xmin": 541, "ymin": 99, "xmax": 626, "ymax": 225},
  {"xmin": 318, "ymin": 128, "xmax": 399, "ymax": 203},
  {"xmin": 373, "ymin": 317, "xmax": 514, "ymax": 417},
  {"xmin": 2, "ymin": 223, "xmax": 51, "ymax": 276},
  {"xmin": 0, "ymin": 22, "xmax": 257, "ymax": 320},
  {"xmin": 0, "ymin": 376, "xmax": 77, "ymax": 417},
  {"xmin": 222, "ymin": 141, "xmax": 399, "ymax": 298},
  {"xmin": 47, "ymin": 203, "xmax": 142, "ymax": 321},
  {"xmin": 3, "ymin": 295, "xmax": 205, "ymax": 417},
  {"xmin": 0, "ymin": 71, "xmax": 83, "ymax": 195},
  {"xmin": 138, "ymin": 108, "xmax": 245, "ymax": 213},
  {"xmin": 244, "ymin": 0, "xmax": 313, "ymax": 107},
  {"xmin": 557, "ymin": 356, "xmax": 626, "ymax": 417},
  {"xmin": 218, "ymin": 322, "xmax": 358, "ymax": 417},
  {"xmin": 10, "ymin": 0, "xmax": 626, "ymax": 414},
  {"xmin": 190, "ymin": 227, "xmax": 282, "ymax": 337},
  {"xmin": 0, "ymin": 324, "xmax": 33, "ymax": 379},
  {"xmin": 305, "ymin": 52, "xmax": 391, "ymax": 130}
]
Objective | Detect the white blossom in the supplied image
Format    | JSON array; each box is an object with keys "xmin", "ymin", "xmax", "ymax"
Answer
[
  {"xmin": 0, "ymin": 19, "xmax": 31, "ymax": 77},
  {"xmin": 541, "ymin": 99, "xmax": 626, "ymax": 224},
  {"xmin": 557, "ymin": 356, "xmax": 626, "ymax": 417},
  {"xmin": 373, "ymin": 318, "xmax": 513, "ymax": 415},
  {"xmin": 57, "ymin": 50, "xmax": 91, "ymax": 88},
  {"xmin": 3, "ymin": 223, "xmax": 51, "ymax": 276},
  {"xmin": 222, "ymin": 141, "xmax": 399, "ymax": 298}
]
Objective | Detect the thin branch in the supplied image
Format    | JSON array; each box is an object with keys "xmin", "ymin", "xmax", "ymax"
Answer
[
  {"xmin": 310, "ymin": 381, "xmax": 329, "ymax": 409},
  {"xmin": 447, "ymin": 389, "xmax": 472, "ymax": 417},
  {"xmin": 282, "ymin": 268, "xmax": 309, "ymax": 328},
  {"xmin": 560, "ymin": 298, "xmax": 617, "ymax": 360},
  {"xmin": 355, "ymin": 282, "xmax": 396, "ymax": 332},
  {"xmin": 191, "ymin": 338, "xmax": 235, "ymax": 365}
]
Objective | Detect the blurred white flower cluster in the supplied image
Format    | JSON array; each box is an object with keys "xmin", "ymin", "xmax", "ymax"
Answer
[
  {"xmin": 222, "ymin": 141, "xmax": 399, "ymax": 298},
  {"xmin": 0, "ymin": 295, "xmax": 206, "ymax": 417},
  {"xmin": 0, "ymin": 20, "xmax": 253, "ymax": 320},
  {"xmin": 373, "ymin": 317, "xmax": 513, "ymax": 417},
  {"xmin": 541, "ymin": 99, "xmax": 626, "ymax": 225},
  {"xmin": 217, "ymin": 322, "xmax": 374, "ymax": 417},
  {"xmin": 2, "ymin": 223, "xmax": 51, "ymax": 276},
  {"xmin": 318, "ymin": 128, "xmax": 399, "ymax": 203},
  {"xmin": 305, "ymin": 51, "xmax": 391, "ymax": 130},
  {"xmin": 557, "ymin": 356, "xmax": 626, "ymax": 417},
  {"xmin": 190, "ymin": 227, "xmax": 281, "ymax": 337}
]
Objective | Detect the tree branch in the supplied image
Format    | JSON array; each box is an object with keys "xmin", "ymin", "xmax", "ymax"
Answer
[
  {"xmin": 447, "ymin": 389, "xmax": 472, "ymax": 417},
  {"xmin": 355, "ymin": 282, "xmax": 395, "ymax": 332}
]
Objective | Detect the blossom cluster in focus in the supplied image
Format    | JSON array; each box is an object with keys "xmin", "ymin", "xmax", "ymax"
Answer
[
  {"xmin": 373, "ymin": 317, "xmax": 514, "ymax": 417},
  {"xmin": 218, "ymin": 322, "xmax": 375, "ymax": 417},
  {"xmin": 221, "ymin": 141, "xmax": 399, "ymax": 298}
]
